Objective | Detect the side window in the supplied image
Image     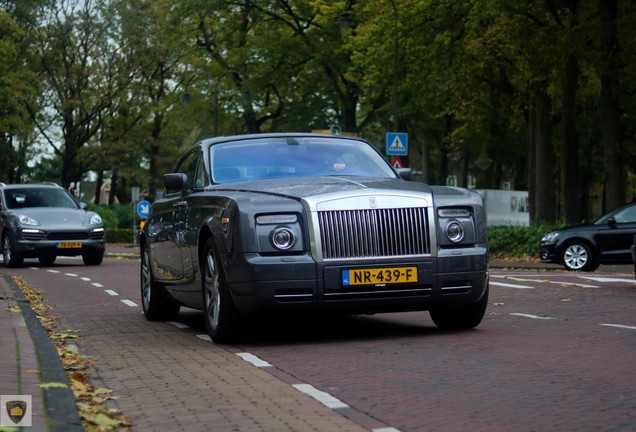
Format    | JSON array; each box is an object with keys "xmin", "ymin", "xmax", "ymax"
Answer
[
  {"xmin": 193, "ymin": 155, "xmax": 207, "ymax": 189},
  {"xmin": 614, "ymin": 206, "xmax": 636, "ymax": 224},
  {"xmin": 167, "ymin": 151, "xmax": 200, "ymax": 195}
]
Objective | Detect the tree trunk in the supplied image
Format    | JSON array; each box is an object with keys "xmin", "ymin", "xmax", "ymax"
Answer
[
  {"xmin": 599, "ymin": 0, "xmax": 625, "ymax": 211},
  {"xmin": 560, "ymin": 54, "xmax": 580, "ymax": 223},
  {"xmin": 531, "ymin": 80, "xmax": 556, "ymax": 223}
]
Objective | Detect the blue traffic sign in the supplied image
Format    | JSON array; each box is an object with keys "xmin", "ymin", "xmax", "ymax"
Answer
[
  {"xmin": 136, "ymin": 200, "xmax": 150, "ymax": 218},
  {"xmin": 386, "ymin": 132, "xmax": 408, "ymax": 156}
]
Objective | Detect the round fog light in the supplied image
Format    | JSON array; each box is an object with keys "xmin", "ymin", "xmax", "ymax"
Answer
[
  {"xmin": 272, "ymin": 227, "xmax": 295, "ymax": 250},
  {"xmin": 446, "ymin": 221, "xmax": 464, "ymax": 243}
]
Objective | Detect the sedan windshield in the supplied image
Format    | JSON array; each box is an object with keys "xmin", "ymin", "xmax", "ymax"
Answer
[
  {"xmin": 4, "ymin": 188, "xmax": 79, "ymax": 209},
  {"xmin": 210, "ymin": 137, "xmax": 397, "ymax": 184}
]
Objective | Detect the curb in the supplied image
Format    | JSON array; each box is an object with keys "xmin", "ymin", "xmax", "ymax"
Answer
[{"xmin": 4, "ymin": 275, "xmax": 83, "ymax": 432}]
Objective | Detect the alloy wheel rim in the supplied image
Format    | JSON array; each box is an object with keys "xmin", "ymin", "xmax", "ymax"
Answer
[
  {"xmin": 3, "ymin": 236, "xmax": 11, "ymax": 264},
  {"xmin": 564, "ymin": 244, "xmax": 587, "ymax": 269},
  {"xmin": 205, "ymin": 252, "xmax": 220, "ymax": 329},
  {"xmin": 141, "ymin": 250, "xmax": 151, "ymax": 309}
]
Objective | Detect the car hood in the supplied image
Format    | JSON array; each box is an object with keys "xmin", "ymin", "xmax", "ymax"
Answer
[
  {"xmin": 16, "ymin": 207, "xmax": 93, "ymax": 228},
  {"xmin": 208, "ymin": 176, "xmax": 434, "ymax": 199}
]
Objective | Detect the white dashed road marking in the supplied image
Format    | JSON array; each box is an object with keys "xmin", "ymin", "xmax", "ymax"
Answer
[
  {"xmin": 120, "ymin": 299, "xmax": 138, "ymax": 307},
  {"xmin": 510, "ymin": 313, "xmax": 556, "ymax": 320},
  {"xmin": 491, "ymin": 281, "xmax": 534, "ymax": 289},
  {"xmin": 236, "ymin": 352, "xmax": 272, "ymax": 367},
  {"xmin": 292, "ymin": 384, "xmax": 349, "ymax": 409},
  {"xmin": 104, "ymin": 290, "xmax": 118, "ymax": 296},
  {"xmin": 600, "ymin": 323, "xmax": 636, "ymax": 331}
]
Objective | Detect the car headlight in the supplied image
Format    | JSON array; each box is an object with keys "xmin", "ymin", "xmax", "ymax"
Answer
[
  {"xmin": 541, "ymin": 232, "xmax": 559, "ymax": 242},
  {"xmin": 18, "ymin": 214, "xmax": 40, "ymax": 226},
  {"xmin": 446, "ymin": 221, "xmax": 465, "ymax": 243},
  {"xmin": 90, "ymin": 214, "xmax": 103, "ymax": 225},
  {"xmin": 271, "ymin": 227, "xmax": 295, "ymax": 250},
  {"xmin": 256, "ymin": 213, "xmax": 303, "ymax": 253}
]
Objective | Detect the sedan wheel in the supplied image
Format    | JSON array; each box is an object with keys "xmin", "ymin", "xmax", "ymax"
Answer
[
  {"xmin": 562, "ymin": 242, "xmax": 597, "ymax": 271},
  {"xmin": 140, "ymin": 245, "xmax": 179, "ymax": 321},
  {"xmin": 202, "ymin": 238, "xmax": 240, "ymax": 343},
  {"xmin": 2, "ymin": 233, "xmax": 23, "ymax": 268}
]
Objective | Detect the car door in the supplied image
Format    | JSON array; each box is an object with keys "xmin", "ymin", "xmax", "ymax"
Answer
[{"xmin": 595, "ymin": 205, "xmax": 636, "ymax": 262}]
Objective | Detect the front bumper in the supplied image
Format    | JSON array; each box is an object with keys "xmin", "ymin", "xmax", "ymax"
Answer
[
  {"xmin": 14, "ymin": 232, "xmax": 105, "ymax": 258},
  {"xmin": 539, "ymin": 242, "xmax": 559, "ymax": 263},
  {"xmin": 223, "ymin": 246, "xmax": 489, "ymax": 315}
]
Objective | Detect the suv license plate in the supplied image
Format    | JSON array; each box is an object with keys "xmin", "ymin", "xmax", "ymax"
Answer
[
  {"xmin": 57, "ymin": 242, "xmax": 82, "ymax": 249},
  {"xmin": 342, "ymin": 267, "xmax": 417, "ymax": 286}
]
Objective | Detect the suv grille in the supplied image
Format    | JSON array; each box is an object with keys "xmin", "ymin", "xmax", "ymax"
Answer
[
  {"xmin": 47, "ymin": 232, "xmax": 89, "ymax": 241},
  {"xmin": 318, "ymin": 208, "xmax": 431, "ymax": 260}
]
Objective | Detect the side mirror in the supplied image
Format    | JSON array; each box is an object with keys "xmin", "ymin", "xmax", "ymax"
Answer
[
  {"xmin": 396, "ymin": 168, "xmax": 412, "ymax": 181},
  {"xmin": 79, "ymin": 202, "xmax": 88, "ymax": 210},
  {"xmin": 164, "ymin": 173, "xmax": 188, "ymax": 195},
  {"xmin": 608, "ymin": 216, "xmax": 617, "ymax": 228}
]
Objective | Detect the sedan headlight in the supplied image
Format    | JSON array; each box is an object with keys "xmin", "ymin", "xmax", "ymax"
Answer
[
  {"xmin": 541, "ymin": 232, "xmax": 559, "ymax": 243},
  {"xmin": 256, "ymin": 213, "xmax": 303, "ymax": 253},
  {"xmin": 437, "ymin": 207, "xmax": 475, "ymax": 245},
  {"xmin": 446, "ymin": 221, "xmax": 465, "ymax": 243},
  {"xmin": 18, "ymin": 214, "xmax": 40, "ymax": 226},
  {"xmin": 90, "ymin": 214, "xmax": 103, "ymax": 225}
]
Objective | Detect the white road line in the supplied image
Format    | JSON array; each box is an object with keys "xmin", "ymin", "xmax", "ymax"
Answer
[
  {"xmin": 81, "ymin": 277, "xmax": 91, "ymax": 282},
  {"xmin": 46, "ymin": 270, "xmax": 60, "ymax": 274},
  {"xmin": 167, "ymin": 321, "xmax": 190, "ymax": 329},
  {"xmin": 581, "ymin": 276, "xmax": 636, "ymax": 284},
  {"xmin": 292, "ymin": 384, "xmax": 349, "ymax": 409},
  {"xmin": 372, "ymin": 428, "xmax": 402, "ymax": 432},
  {"xmin": 120, "ymin": 299, "xmax": 137, "ymax": 307},
  {"xmin": 236, "ymin": 352, "xmax": 272, "ymax": 368},
  {"xmin": 600, "ymin": 323, "xmax": 636, "ymax": 331},
  {"xmin": 196, "ymin": 334, "xmax": 213, "ymax": 342},
  {"xmin": 65, "ymin": 273, "xmax": 78, "ymax": 277},
  {"xmin": 104, "ymin": 290, "xmax": 118, "ymax": 296},
  {"xmin": 92, "ymin": 282, "xmax": 104, "ymax": 288},
  {"xmin": 510, "ymin": 313, "xmax": 556, "ymax": 320},
  {"xmin": 491, "ymin": 281, "xmax": 534, "ymax": 289}
]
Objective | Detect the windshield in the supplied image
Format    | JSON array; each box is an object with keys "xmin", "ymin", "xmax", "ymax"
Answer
[
  {"xmin": 210, "ymin": 137, "xmax": 396, "ymax": 184},
  {"xmin": 3, "ymin": 187, "xmax": 79, "ymax": 210}
]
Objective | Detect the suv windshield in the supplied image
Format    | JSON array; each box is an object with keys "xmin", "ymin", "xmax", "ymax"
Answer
[
  {"xmin": 4, "ymin": 187, "xmax": 79, "ymax": 210},
  {"xmin": 210, "ymin": 137, "xmax": 396, "ymax": 184}
]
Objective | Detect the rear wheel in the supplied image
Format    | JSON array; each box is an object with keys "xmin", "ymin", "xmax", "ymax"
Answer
[
  {"xmin": 140, "ymin": 244, "xmax": 179, "ymax": 321},
  {"xmin": 202, "ymin": 238, "xmax": 240, "ymax": 343},
  {"xmin": 562, "ymin": 242, "xmax": 597, "ymax": 271},
  {"xmin": 2, "ymin": 232, "xmax": 23, "ymax": 268},
  {"xmin": 430, "ymin": 283, "xmax": 489, "ymax": 330}
]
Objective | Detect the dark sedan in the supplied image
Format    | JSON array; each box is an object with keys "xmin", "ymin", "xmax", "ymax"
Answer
[
  {"xmin": 140, "ymin": 133, "xmax": 490, "ymax": 342},
  {"xmin": 540, "ymin": 203, "xmax": 636, "ymax": 271}
]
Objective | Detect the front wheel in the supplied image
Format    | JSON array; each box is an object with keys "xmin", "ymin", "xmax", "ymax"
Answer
[
  {"xmin": 2, "ymin": 232, "xmax": 23, "ymax": 268},
  {"xmin": 202, "ymin": 238, "xmax": 240, "ymax": 343},
  {"xmin": 82, "ymin": 253, "xmax": 104, "ymax": 266},
  {"xmin": 140, "ymin": 244, "xmax": 179, "ymax": 321},
  {"xmin": 430, "ymin": 283, "xmax": 489, "ymax": 330},
  {"xmin": 562, "ymin": 242, "xmax": 597, "ymax": 271}
]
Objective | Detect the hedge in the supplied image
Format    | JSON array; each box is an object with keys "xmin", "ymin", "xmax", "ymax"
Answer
[
  {"xmin": 106, "ymin": 228, "xmax": 137, "ymax": 244},
  {"xmin": 487, "ymin": 222, "xmax": 568, "ymax": 259}
]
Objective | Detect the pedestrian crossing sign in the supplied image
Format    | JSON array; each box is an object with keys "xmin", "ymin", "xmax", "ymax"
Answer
[{"xmin": 386, "ymin": 133, "xmax": 408, "ymax": 156}]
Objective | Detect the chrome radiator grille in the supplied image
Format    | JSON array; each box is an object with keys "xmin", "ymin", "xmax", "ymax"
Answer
[{"xmin": 318, "ymin": 208, "xmax": 431, "ymax": 260}]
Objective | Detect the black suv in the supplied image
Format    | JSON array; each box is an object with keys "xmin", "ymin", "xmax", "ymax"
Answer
[{"xmin": 0, "ymin": 183, "xmax": 105, "ymax": 266}]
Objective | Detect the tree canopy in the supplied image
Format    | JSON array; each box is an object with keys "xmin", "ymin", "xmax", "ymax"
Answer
[{"xmin": 1, "ymin": 0, "xmax": 635, "ymax": 223}]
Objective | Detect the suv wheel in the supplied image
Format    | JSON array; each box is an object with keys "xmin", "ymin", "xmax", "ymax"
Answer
[{"xmin": 2, "ymin": 232, "xmax": 23, "ymax": 267}]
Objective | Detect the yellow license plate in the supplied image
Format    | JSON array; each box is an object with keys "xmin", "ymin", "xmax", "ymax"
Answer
[
  {"xmin": 57, "ymin": 242, "xmax": 82, "ymax": 249},
  {"xmin": 342, "ymin": 267, "xmax": 417, "ymax": 286}
]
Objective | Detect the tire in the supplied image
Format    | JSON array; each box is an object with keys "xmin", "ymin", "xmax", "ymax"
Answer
[
  {"xmin": 562, "ymin": 242, "xmax": 597, "ymax": 271},
  {"xmin": 82, "ymin": 253, "xmax": 104, "ymax": 266},
  {"xmin": 140, "ymin": 245, "xmax": 180, "ymax": 321},
  {"xmin": 202, "ymin": 238, "xmax": 240, "ymax": 343},
  {"xmin": 430, "ymin": 283, "xmax": 489, "ymax": 330},
  {"xmin": 2, "ymin": 232, "xmax": 23, "ymax": 268},
  {"xmin": 38, "ymin": 255, "xmax": 56, "ymax": 266}
]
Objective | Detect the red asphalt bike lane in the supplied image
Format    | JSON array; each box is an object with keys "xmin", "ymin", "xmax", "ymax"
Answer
[{"xmin": 4, "ymin": 257, "xmax": 636, "ymax": 432}]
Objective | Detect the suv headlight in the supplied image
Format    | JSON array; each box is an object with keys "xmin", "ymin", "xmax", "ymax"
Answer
[
  {"xmin": 90, "ymin": 214, "xmax": 103, "ymax": 225},
  {"xmin": 18, "ymin": 214, "xmax": 40, "ymax": 226}
]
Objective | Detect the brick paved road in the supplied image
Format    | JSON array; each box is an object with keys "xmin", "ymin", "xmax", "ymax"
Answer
[{"xmin": 4, "ymin": 257, "xmax": 635, "ymax": 431}]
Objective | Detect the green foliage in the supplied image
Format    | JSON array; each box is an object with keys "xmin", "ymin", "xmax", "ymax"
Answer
[
  {"xmin": 105, "ymin": 228, "xmax": 135, "ymax": 244},
  {"xmin": 86, "ymin": 203, "xmax": 135, "ymax": 230},
  {"xmin": 488, "ymin": 221, "xmax": 569, "ymax": 258}
]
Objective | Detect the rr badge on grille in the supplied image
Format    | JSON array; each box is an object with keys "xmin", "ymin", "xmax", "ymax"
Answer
[{"xmin": 369, "ymin": 197, "xmax": 377, "ymax": 209}]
